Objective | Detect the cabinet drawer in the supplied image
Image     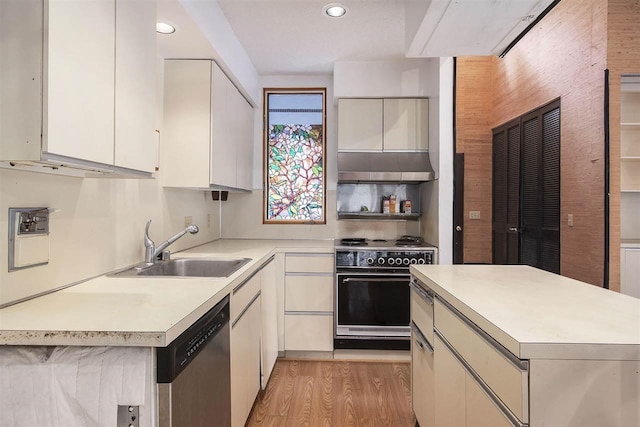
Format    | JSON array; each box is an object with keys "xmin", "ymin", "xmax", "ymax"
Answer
[
  {"xmin": 285, "ymin": 275, "xmax": 333, "ymax": 312},
  {"xmin": 284, "ymin": 313, "xmax": 333, "ymax": 351},
  {"xmin": 285, "ymin": 253, "xmax": 334, "ymax": 273},
  {"xmin": 410, "ymin": 280, "xmax": 434, "ymax": 346},
  {"xmin": 411, "ymin": 324, "xmax": 434, "ymax": 427},
  {"xmin": 231, "ymin": 273, "xmax": 261, "ymax": 322},
  {"xmin": 435, "ymin": 299, "xmax": 529, "ymax": 423}
]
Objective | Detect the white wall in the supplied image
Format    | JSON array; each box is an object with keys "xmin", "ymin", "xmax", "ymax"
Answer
[
  {"xmin": 221, "ymin": 73, "xmax": 421, "ymax": 240},
  {"xmin": 0, "ymin": 61, "xmax": 221, "ymax": 306}
]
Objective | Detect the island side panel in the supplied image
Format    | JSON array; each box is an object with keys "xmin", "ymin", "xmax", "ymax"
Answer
[{"xmin": 529, "ymin": 358, "xmax": 640, "ymax": 427}]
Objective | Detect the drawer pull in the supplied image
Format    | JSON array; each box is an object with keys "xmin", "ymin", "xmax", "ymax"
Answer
[
  {"xmin": 435, "ymin": 329, "xmax": 527, "ymax": 427},
  {"xmin": 435, "ymin": 295, "xmax": 528, "ymax": 371},
  {"xmin": 410, "ymin": 280, "xmax": 434, "ymax": 305},
  {"xmin": 411, "ymin": 321, "xmax": 433, "ymax": 354},
  {"xmin": 232, "ymin": 291, "xmax": 261, "ymax": 327}
]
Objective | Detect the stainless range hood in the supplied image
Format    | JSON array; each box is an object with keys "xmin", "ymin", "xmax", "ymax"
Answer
[{"xmin": 337, "ymin": 152, "xmax": 436, "ymax": 183}]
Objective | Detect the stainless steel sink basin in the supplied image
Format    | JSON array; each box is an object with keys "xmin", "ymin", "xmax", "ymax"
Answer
[{"xmin": 111, "ymin": 257, "xmax": 252, "ymax": 278}]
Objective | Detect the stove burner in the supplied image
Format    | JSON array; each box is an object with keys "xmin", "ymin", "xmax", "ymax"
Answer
[
  {"xmin": 339, "ymin": 238, "xmax": 368, "ymax": 247},
  {"xmin": 395, "ymin": 235, "xmax": 423, "ymax": 246}
]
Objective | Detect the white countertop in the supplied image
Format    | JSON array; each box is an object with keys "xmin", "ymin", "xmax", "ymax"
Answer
[
  {"xmin": 411, "ymin": 265, "xmax": 640, "ymax": 361},
  {"xmin": 0, "ymin": 239, "xmax": 334, "ymax": 347}
]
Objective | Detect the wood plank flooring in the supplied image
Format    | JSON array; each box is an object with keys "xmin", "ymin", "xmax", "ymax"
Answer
[{"xmin": 246, "ymin": 359, "xmax": 415, "ymax": 427}]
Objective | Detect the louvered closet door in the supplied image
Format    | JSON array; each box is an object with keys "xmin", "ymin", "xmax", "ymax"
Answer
[
  {"xmin": 492, "ymin": 119, "xmax": 520, "ymax": 265},
  {"xmin": 520, "ymin": 101, "xmax": 561, "ymax": 274}
]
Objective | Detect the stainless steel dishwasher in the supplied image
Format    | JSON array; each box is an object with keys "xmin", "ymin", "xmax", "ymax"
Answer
[{"xmin": 157, "ymin": 295, "xmax": 231, "ymax": 427}]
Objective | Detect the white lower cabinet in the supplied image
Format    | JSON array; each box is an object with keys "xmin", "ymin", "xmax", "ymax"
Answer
[
  {"xmin": 412, "ymin": 324, "xmax": 434, "ymax": 427},
  {"xmin": 230, "ymin": 272, "xmax": 262, "ymax": 427},
  {"xmin": 465, "ymin": 370, "xmax": 513, "ymax": 427},
  {"xmin": 260, "ymin": 260, "xmax": 278, "ymax": 389},
  {"xmin": 284, "ymin": 314, "xmax": 334, "ymax": 351},
  {"xmin": 283, "ymin": 253, "xmax": 334, "ymax": 353},
  {"xmin": 433, "ymin": 334, "xmax": 466, "ymax": 427}
]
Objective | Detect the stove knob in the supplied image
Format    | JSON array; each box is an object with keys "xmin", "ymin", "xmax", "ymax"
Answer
[
  {"xmin": 418, "ymin": 258, "xmax": 426, "ymax": 264},
  {"xmin": 395, "ymin": 258, "xmax": 403, "ymax": 265},
  {"xmin": 378, "ymin": 257, "xmax": 385, "ymax": 265},
  {"xmin": 402, "ymin": 258, "xmax": 410, "ymax": 265},
  {"xmin": 388, "ymin": 258, "xmax": 395, "ymax": 265},
  {"xmin": 366, "ymin": 257, "xmax": 375, "ymax": 265},
  {"xmin": 410, "ymin": 258, "xmax": 417, "ymax": 265}
]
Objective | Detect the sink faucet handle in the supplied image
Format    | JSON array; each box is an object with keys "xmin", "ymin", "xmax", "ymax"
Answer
[{"xmin": 144, "ymin": 220, "xmax": 155, "ymax": 263}]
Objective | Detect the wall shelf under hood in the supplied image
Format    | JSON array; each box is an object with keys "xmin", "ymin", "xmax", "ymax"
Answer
[{"xmin": 337, "ymin": 212, "xmax": 421, "ymax": 221}]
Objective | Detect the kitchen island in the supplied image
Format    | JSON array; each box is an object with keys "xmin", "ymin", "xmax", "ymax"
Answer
[{"xmin": 410, "ymin": 265, "xmax": 640, "ymax": 427}]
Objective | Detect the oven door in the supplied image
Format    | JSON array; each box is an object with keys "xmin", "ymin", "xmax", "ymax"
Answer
[{"xmin": 335, "ymin": 272, "xmax": 411, "ymax": 338}]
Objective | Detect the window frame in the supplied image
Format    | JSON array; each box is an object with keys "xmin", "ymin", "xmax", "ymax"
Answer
[{"xmin": 262, "ymin": 88, "xmax": 327, "ymax": 224}]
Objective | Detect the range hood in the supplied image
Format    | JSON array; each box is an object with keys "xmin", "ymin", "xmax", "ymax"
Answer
[{"xmin": 337, "ymin": 152, "xmax": 436, "ymax": 183}]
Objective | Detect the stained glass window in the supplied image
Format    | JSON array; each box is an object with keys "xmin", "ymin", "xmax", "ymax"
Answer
[{"xmin": 264, "ymin": 89, "xmax": 326, "ymax": 223}]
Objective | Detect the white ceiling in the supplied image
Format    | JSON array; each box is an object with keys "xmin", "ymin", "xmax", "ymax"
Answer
[
  {"xmin": 216, "ymin": 0, "xmax": 410, "ymax": 75},
  {"xmin": 158, "ymin": 0, "xmax": 557, "ymax": 76}
]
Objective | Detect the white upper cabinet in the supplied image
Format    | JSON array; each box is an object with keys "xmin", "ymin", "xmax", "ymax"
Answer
[
  {"xmin": 338, "ymin": 98, "xmax": 429, "ymax": 152},
  {"xmin": 46, "ymin": 0, "xmax": 115, "ymax": 165},
  {"xmin": 383, "ymin": 98, "xmax": 429, "ymax": 151},
  {"xmin": 338, "ymin": 98, "xmax": 383, "ymax": 151},
  {"xmin": 0, "ymin": 0, "xmax": 157, "ymax": 177},
  {"xmin": 114, "ymin": 0, "xmax": 157, "ymax": 173},
  {"xmin": 163, "ymin": 60, "xmax": 254, "ymax": 190}
]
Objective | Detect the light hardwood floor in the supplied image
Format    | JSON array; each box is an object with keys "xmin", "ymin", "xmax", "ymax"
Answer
[{"xmin": 246, "ymin": 359, "xmax": 415, "ymax": 427}]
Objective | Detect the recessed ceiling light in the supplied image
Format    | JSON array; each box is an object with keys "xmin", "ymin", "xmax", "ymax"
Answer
[
  {"xmin": 156, "ymin": 22, "xmax": 176, "ymax": 34},
  {"xmin": 323, "ymin": 4, "xmax": 347, "ymax": 18}
]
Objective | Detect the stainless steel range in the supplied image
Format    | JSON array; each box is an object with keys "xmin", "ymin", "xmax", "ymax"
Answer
[{"xmin": 334, "ymin": 236, "xmax": 437, "ymax": 350}]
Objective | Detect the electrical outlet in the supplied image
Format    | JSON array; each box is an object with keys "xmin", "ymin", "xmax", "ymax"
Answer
[
  {"xmin": 568, "ymin": 214, "xmax": 574, "ymax": 227},
  {"xmin": 207, "ymin": 214, "xmax": 211, "ymax": 229},
  {"xmin": 184, "ymin": 216, "xmax": 193, "ymax": 227},
  {"xmin": 469, "ymin": 211, "xmax": 481, "ymax": 220}
]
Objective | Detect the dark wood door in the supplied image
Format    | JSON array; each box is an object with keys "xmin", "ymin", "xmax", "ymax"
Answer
[
  {"xmin": 493, "ymin": 100, "xmax": 560, "ymax": 273},
  {"xmin": 492, "ymin": 119, "xmax": 520, "ymax": 264},
  {"xmin": 520, "ymin": 101, "xmax": 561, "ymax": 274}
]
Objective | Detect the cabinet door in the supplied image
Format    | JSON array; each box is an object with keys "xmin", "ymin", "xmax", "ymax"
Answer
[
  {"xmin": 162, "ymin": 60, "xmax": 212, "ymax": 188},
  {"xmin": 114, "ymin": 0, "xmax": 157, "ymax": 172},
  {"xmin": 466, "ymin": 374, "xmax": 513, "ymax": 427},
  {"xmin": 285, "ymin": 275, "xmax": 333, "ymax": 312},
  {"xmin": 434, "ymin": 335, "xmax": 466, "ymax": 427},
  {"xmin": 235, "ymin": 89, "xmax": 254, "ymax": 191},
  {"xmin": 261, "ymin": 261, "xmax": 278, "ymax": 389},
  {"xmin": 211, "ymin": 63, "xmax": 237, "ymax": 188},
  {"xmin": 284, "ymin": 314, "xmax": 333, "ymax": 351},
  {"xmin": 45, "ymin": 0, "xmax": 115, "ymax": 165},
  {"xmin": 338, "ymin": 98, "xmax": 383, "ymax": 151},
  {"xmin": 412, "ymin": 327, "xmax": 434, "ymax": 427},
  {"xmin": 231, "ymin": 294, "xmax": 261, "ymax": 427},
  {"xmin": 383, "ymin": 99, "xmax": 429, "ymax": 151},
  {"xmin": 621, "ymin": 248, "xmax": 640, "ymax": 298}
]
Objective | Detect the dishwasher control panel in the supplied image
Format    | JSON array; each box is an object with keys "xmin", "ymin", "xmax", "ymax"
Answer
[{"xmin": 156, "ymin": 295, "xmax": 230, "ymax": 383}]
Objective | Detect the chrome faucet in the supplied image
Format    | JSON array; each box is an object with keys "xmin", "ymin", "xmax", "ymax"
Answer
[{"xmin": 144, "ymin": 220, "xmax": 199, "ymax": 264}]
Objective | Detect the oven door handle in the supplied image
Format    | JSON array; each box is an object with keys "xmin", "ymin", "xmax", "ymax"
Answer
[{"xmin": 341, "ymin": 277, "xmax": 409, "ymax": 283}]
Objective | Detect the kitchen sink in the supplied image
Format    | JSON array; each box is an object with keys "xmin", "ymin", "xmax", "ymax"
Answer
[{"xmin": 111, "ymin": 257, "xmax": 252, "ymax": 278}]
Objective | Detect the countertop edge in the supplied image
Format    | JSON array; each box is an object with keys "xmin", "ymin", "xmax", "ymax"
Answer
[{"xmin": 0, "ymin": 239, "xmax": 336, "ymax": 348}]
